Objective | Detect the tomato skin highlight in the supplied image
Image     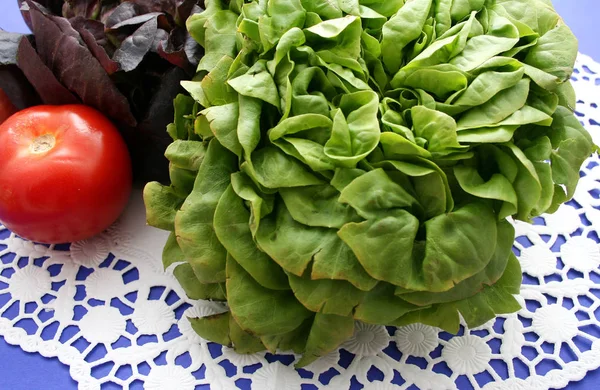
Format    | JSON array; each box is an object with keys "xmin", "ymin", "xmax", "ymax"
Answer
[{"xmin": 0, "ymin": 105, "xmax": 132, "ymax": 244}]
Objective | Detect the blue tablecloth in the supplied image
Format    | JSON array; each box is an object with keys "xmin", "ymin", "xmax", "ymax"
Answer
[{"xmin": 1, "ymin": 1, "xmax": 599, "ymax": 389}]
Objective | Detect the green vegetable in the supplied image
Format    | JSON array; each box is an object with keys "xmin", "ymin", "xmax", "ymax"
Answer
[{"xmin": 144, "ymin": 0, "xmax": 595, "ymax": 366}]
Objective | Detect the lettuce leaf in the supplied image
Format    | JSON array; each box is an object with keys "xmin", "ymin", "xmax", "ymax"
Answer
[{"xmin": 144, "ymin": 0, "xmax": 595, "ymax": 365}]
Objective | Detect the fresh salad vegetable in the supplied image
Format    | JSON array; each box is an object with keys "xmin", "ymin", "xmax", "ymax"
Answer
[
  {"xmin": 0, "ymin": 0, "xmax": 205, "ymax": 182},
  {"xmin": 144, "ymin": 0, "xmax": 595, "ymax": 365},
  {"xmin": 0, "ymin": 105, "xmax": 132, "ymax": 244}
]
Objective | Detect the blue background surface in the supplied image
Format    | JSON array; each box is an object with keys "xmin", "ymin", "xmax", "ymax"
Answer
[{"xmin": 1, "ymin": 1, "xmax": 599, "ymax": 389}]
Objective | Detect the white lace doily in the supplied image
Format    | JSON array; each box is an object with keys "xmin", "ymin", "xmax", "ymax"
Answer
[{"xmin": 1, "ymin": 53, "xmax": 600, "ymax": 390}]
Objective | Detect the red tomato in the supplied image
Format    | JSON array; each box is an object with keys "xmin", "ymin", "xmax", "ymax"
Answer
[
  {"xmin": 0, "ymin": 105, "xmax": 132, "ymax": 244},
  {"xmin": 0, "ymin": 88, "xmax": 17, "ymax": 124}
]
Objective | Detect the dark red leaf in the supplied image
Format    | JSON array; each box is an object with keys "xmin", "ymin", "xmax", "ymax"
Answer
[
  {"xmin": 184, "ymin": 32, "xmax": 202, "ymax": 67},
  {"xmin": 104, "ymin": 2, "xmax": 146, "ymax": 29},
  {"xmin": 129, "ymin": 66, "xmax": 188, "ymax": 183},
  {"xmin": 33, "ymin": 0, "xmax": 62, "ymax": 12},
  {"xmin": 156, "ymin": 13, "xmax": 174, "ymax": 31},
  {"xmin": 175, "ymin": 0, "xmax": 200, "ymax": 26},
  {"xmin": 0, "ymin": 65, "xmax": 42, "ymax": 110},
  {"xmin": 69, "ymin": 17, "xmax": 109, "ymax": 47},
  {"xmin": 156, "ymin": 27, "xmax": 193, "ymax": 71},
  {"xmin": 17, "ymin": 0, "xmax": 60, "ymax": 30},
  {"xmin": 158, "ymin": 41, "xmax": 189, "ymax": 70},
  {"xmin": 108, "ymin": 12, "xmax": 163, "ymax": 30},
  {"xmin": 70, "ymin": 16, "xmax": 119, "ymax": 74},
  {"xmin": 16, "ymin": 36, "xmax": 80, "ymax": 105},
  {"xmin": 61, "ymin": 0, "xmax": 101, "ymax": 19},
  {"xmin": 27, "ymin": 0, "xmax": 136, "ymax": 125},
  {"xmin": 130, "ymin": 0, "xmax": 177, "ymax": 15},
  {"xmin": 0, "ymin": 30, "xmax": 42, "ymax": 108},
  {"xmin": 113, "ymin": 18, "xmax": 158, "ymax": 72},
  {"xmin": 151, "ymin": 28, "xmax": 169, "ymax": 52},
  {"xmin": 0, "ymin": 87, "xmax": 18, "ymax": 123},
  {"xmin": 49, "ymin": 13, "xmax": 84, "ymax": 41},
  {"xmin": 99, "ymin": 2, "xmax": 119, "ymax": 24}
]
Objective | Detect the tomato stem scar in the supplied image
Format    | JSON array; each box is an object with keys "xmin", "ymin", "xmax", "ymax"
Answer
[{"xmin": 30, "ymin": 134, "xmax": 56, "ymax": 154}]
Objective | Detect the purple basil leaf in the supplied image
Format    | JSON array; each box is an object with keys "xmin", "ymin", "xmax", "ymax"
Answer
[
  {"xmin": 69, "ymin": 17, "xmax": 109, "ymax": 47},
  {"xmin": 156, "ymin": 26, "xmax": 193, "ymax": 71},
  {"xmin": 70, "ymin": 16, "xmax": 120, "ymax": 74},
  {"xmin": 151, "ymin": 28, "xmax": 169, "ymax": 53},
  {"xmin": 16, "ymin": 36, "xmax": 80, "ymax": 105},
  {"xmin": 50, "ymin": 14, "xmax": 85, "ymax": 41},
  {"xmin": 158, "ymin": 40, "xmax": 189, "ymax": 71},
  {"xmin": 61, "ymin": 0, "xmax": 102, "ymax": 19},
  {"xmin": 105, "ymin": 2, "xmax": 147, "ymax": 29},
  {"xmin": 17, "ymin": 0, "xmax": 59, "ymax": 30},
  {"xmin": 20, "ymin": 0, "xmax": 59, "ymax": 12},
  {"xmin": 130, "ymin": 0, "xmax": 177, "ymax": 15},
  {"xmin": 108, "ymin": 12, "xmax": 163, "ymax": 30},
  {"xmin": 184, "ymin": 31, "xmax": 202, "ymax": 67},
  {"xmin": 99, "ymin": 2, "xmax": 119, "ymax": 24},
  {"xmin": 113, "ymin": 18, "xmax": 158, "ymax": 72},
  {"xmin": 131, "ymin": 66, "xmax": 188, "ymax": 183},
  {"xmin": 0, "ymin": 65, "xmax": 42, "ymax": 109},
  {"xmin": 156, "ymin": 13, "xmax": 174, "ymax": 31},
  {"xmin": 27, "ymin": 0, "xmax": 137, "ymax": 125},
  {"xmin": 175, "ymin": 0, "xmax": 199, "ymax": 25},
  {"xmin": 140, "ymin": 52, "xmax": 188, "ymax": 125},
  {"xmin": 28, "ymin": 0, "xmax": 61, "ymax": 13}
]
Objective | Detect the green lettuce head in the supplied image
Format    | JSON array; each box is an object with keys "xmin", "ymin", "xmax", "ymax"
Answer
[{"xmin": 144, "ymin": 0, "xmax": 595, "ymax": 366}]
